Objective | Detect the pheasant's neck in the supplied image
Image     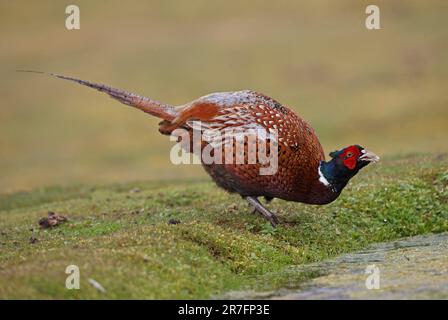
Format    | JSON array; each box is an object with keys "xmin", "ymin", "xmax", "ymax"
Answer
[
  {"xmin": 294, "ymin": 160, "xmax": 343, "ymax": 205},
  {"xmin": 318, "ymin": 160, "xmax": 350, "ymax": 194}
]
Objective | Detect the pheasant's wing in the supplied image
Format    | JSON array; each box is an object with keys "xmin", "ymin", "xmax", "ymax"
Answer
[{"xmin": 171, "ymin": 90, "xmax": 323, "ymax": 156}]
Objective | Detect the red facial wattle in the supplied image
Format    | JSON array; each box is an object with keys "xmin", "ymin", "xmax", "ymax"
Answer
[{"xmin": 340, "ymin": 146, "xmax": 361, "ymax": 170}]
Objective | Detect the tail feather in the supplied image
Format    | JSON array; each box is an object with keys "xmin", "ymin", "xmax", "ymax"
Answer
[{"xmin": 17, "ymin": 70, "xmax": 177, "ymax": 121}]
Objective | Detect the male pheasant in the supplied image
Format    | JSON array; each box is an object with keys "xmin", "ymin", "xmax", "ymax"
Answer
[{"xmin": 24, "ymin": 71, "xmax": 379, "ymax": 226}]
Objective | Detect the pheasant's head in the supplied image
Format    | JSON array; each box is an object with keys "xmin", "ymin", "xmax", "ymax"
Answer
[{"xmin": 320, "ymin": 145, "xmax": 380, "ymax": 193}]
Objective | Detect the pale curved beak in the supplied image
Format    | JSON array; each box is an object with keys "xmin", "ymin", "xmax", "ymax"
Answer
[{"xmin": 359, "ymin": 149, "xmax": 380, "ymax": 163}]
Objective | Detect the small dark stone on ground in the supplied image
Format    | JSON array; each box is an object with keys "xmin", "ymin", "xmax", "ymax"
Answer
[
  {"xmin": 168, "ymin": 219, "xmax": 181, "ymax": 225},
  {"xmin": 39, "ymin": 211, "xmax": 67, "ymax": 229}
]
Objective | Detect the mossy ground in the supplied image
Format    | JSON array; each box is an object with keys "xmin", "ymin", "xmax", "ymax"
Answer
[{"xmin": 0, "ymin": 154, "xmax": 447, "ymax": 299}]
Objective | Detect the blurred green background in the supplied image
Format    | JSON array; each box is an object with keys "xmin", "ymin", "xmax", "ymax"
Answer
[{"xmin": 1, "ymin": 0, "xmax": 447, "ymax": 193}]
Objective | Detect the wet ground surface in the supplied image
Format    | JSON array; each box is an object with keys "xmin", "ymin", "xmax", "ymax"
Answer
[{"xmin": 224, "ymin": 233, "xmax": 448, "ymax": 300}]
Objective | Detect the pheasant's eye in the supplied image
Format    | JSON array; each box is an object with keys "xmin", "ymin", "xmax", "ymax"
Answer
[{"xmin": 346, "ymin": 152, "xmax": 354, "ymax": 158}]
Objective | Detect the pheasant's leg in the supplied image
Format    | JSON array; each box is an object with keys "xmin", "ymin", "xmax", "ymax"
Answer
[
  {"xmin": 245, "ymin": 196, "xmax": 279, "ymax": 227},
  {"xmin": 249, "ymin": 196, "xmax": 273, "ymax": 215}
]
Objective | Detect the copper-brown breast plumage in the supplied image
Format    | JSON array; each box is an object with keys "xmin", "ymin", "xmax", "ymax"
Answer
[{"xmin": 166, "ymin": 90, "xmax": 326, "ymax": 202}]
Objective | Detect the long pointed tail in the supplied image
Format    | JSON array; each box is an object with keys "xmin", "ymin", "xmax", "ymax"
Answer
[{"xmin": 17, "ymin": 70, "xmax": 177, "ymax": 121}]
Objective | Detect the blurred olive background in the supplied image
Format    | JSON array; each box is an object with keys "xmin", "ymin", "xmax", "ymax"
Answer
[{"xmin": 1, "ymin": 0, "xmax": 447, "ymax": 193}]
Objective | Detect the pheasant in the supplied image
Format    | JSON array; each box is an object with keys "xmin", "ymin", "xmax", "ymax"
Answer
[{"xmin": 22, "ymin": 71, "xmax": 380, "ymax": 226}]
